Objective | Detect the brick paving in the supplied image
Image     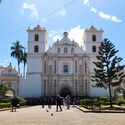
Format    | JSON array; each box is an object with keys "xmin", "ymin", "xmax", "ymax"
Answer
[{"xmin": 0, "ymin": 105, "xmax": 125, "ymax": 125}]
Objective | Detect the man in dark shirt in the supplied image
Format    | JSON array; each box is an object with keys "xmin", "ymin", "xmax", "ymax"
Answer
[{"xmin": 56, "ymin": 94, "xmax": 63, "ymax": 111}]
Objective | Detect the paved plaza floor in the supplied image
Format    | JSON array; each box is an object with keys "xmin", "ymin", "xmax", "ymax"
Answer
[{"xmin": 0, "ymin": 105, "xmax": 125, "ymax": 125}]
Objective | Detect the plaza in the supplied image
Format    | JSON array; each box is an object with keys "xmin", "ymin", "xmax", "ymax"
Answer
[{"xmin": 0, "ymin": 106, "xmax": 125, "ymax": 125}]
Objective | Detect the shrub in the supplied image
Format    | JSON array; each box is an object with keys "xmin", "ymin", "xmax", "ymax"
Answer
[
  {"xmin": 17, "ymin": 97, "xmax": 26, "ymax": 106},
  {"xmin": 0, "ymin": 103, "xmax": 11, "ymax": 109},
  {"xmin": 100, "ymin": 97, "xmax": 108, "ymax": 105},
  {"xmin": 80, "ymin": 99, "xmax": 85, "ymax": 106},
  {"xmin": 117, "ymin": 98, "xmax": 125, "ymax": 105},
  {"xmin": 80, "ymin": 99, "xmax": 91, "ymax": 106}
]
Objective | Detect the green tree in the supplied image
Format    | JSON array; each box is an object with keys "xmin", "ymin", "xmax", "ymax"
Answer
[
  {"xmin": 21, "ymin": 49, "xmax": 27, "ymax": 77},
  {"xmin": 92, "ymin": 38, "xmax": 125, "ymax": 108},
  {"xmin": 0, "ymin": 85, "xmax": 8, "ymax": 97},
  {"xmin": 11, "ymin": 41, "xmax": 24, "ymax": 74}
]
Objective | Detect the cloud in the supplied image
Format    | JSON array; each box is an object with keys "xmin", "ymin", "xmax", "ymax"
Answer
[
  {"xmin": 82, "ymin": 1, "xmax": 122, "ymax": 23},
  {"xmin": 111, "ymin": 16, "xmax": 122, "ymax": 23},
  {"xmin": 58, "ymin": 9, "xmax": 67, "ymax": 16},
  {"xmin": 98, "ymin": 12, "xmax": 111, "ymax": 20},
  {"xmin": 90, "ymin": 7, "xmax": 97, "ymax": 13},
  {"xmin": 22, "ymin": 2, "xmax": 39, "ymax": 19},
  {"xmin": 83, "ymin": 0, "xmax": 90, "ymax": 6},
  {"xmin": 68, "ymin": 25, "xmax": 84, "ymax": 46},
  {"xmin": 49, "ymin": 25, "xmax": 84, "ymax": 47},
  {"xmin": 90, "ymin": 7, "xmax": 122, "ymax": 23},
  {"xmin": 53, "ymin": 35, "xmax": 62, "ymax": 41},
  {"xmin": 0, "ymin": 59, "xmax": 10, "ymax": 67},
  {"xmin": 98, "ymin": 11, "xmax": 122, "ymax": 23}
]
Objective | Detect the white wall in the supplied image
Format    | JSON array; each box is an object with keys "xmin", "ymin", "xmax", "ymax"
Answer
[
  {"xmin": 90, "ymin": 83, "xmax": 109, "ymax": 97},
  {"xmin": 27, "ymin": 56, "xmax": 42, "ymax": 73},
  {"xmin": 19, "ymin": 74, "xmax": 42, "ymax": 97}
]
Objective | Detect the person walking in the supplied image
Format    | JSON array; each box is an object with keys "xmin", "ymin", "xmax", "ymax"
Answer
[
  {"xmin": 11, "ymin": 96, "xmax": 19, "ymax": 112},
  {"xmin": 47, "ymin": 96, "xmax": 53, "ymax": 109},
  {"xmin": 40, "ymin": 96, "xmax": 46, "ymax": 108},
  {"xmin": 55, "ymin": 94, "xmax": 63, "ymax": 112},
  {"xmin": 65, "ymin": 95, "xmax": 71, "ymax": 109}
]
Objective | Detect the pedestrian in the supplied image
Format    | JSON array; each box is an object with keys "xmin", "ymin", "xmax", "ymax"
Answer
[
  {"xmin": 65, "ymin": 95, "xmax": 71, "ymax": 109},
  {"xmin": 40, "ymin": 96, "xmax": 46, "ymax": 108},
  {"xmin": 55, "ymin": 94, "xmax": 63, "ymax": 112},
  {"xmin": 11, "ymin": 96, "xmax": 19, "ymax": 112},
  {"xmin": 47, "ymin": 96, "xmax": 53, "ymax": 109},
  {"xmin": 73, "ymin": 97, "xmax": 76, "ymax": 107}
]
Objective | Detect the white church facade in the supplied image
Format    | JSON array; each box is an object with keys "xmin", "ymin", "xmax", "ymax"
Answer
[{"xmin": 2, "ymin": 25, "xmax": 124, "ymax": 98}]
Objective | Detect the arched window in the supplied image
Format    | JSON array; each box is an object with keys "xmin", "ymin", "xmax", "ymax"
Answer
[
  {"xmin": 35, "ymin": 34, "xmax": 39, "ymax": 41},
  {"xmin": 34, "ymin": 45, "xmax": 39, "ymax": 52},
  {"xmin": 85, "ymin": 60, "xmax": 87, "ymax": 74},
  {"xmin": 92, "ymin": 35, "xmax": 96, "ymax": 41},
  {"xmin": 64, "ymin": 47, "xmax": 68, "ymax": 53},
  {"xmin": 49, "ymin": 65, "xmax": 52, "ymax": 73},
  {"xmin": 54, "ymin": 61, "xmax": 56, "ymax": 74},
  {"xmin": 57, "ymin": 47, "xmax": 60, "ymax": 53},
  {"xmin": 75, "ymin": 61, "xmax": 77, "ymax": 73},
  {"xmin": 71, "ymin": 48, "xmax": 74, "ymax": 53},
  {"xmin": 44, "ymin": 61, "xmax": 46, "ymax": 73},
  {"xmin": 92, "ymin": 46, "xmax": 96, "ymax": 52},
  {"xmin": 63, "ymin": 65, "xmax": 68, "ymax": 73}
]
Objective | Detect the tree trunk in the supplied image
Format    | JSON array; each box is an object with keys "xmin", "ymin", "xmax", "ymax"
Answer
[
  {"xmin": 109, "ymin": 83, "xmax": 113, "ymax": 108},
  {"xmin": 17, "ymin": 58, "xmax": 20, "ymax": 75},
  {"xmin": 23, "ymin": 63, "xmax": 25, "ymax": 78}
]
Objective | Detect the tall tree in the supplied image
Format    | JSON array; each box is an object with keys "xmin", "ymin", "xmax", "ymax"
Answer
[
  {"xmin": 21, "ymin": 49, "xmax": 27, "ymax": 77},
  {"xmin": 11, "ymin": 41, "xmax": 24, "ymax": 74},
  {"xmin": 92, "ymin": 38, "xmax": 125, "ymax": 108},
  {"xmin": 0, "ymin": 84, "xmax": 8, "ymax": 97}
]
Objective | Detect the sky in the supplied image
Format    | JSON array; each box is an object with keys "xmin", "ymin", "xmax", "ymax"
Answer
[{"xmin": 0, "ymin": 0, "xmax": 125, "ymax": 73}]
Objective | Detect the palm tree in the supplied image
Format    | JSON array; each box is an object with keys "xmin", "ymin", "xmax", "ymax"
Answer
[
  {"xmin": 11, "ymin": 41, "xmax": 24, "ymax": 74},
  {"xmin": 21, "ymin": 49, "xmax": 27, "ymax": 77}
]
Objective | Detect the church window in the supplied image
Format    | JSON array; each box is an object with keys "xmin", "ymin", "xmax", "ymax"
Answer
[
  {"xmin": 64, "ymin": 47, "xmax": 68, "ymax": 53},
  {"xmin": 92, "ymin": 46, "xmax": 96, "ymax": 52},
  {"xmin": 34, "ymin": 45, "xmax": 39, "ymax": 52},
  {"xmin": 85, "ymin": 60, "xmax": 87, "ymax": 74},
  {"xmin": 71, "ymin": 48, "xmax": 74, "ymax": 53},
  {"xmin": 63, "ymin": 65, "xmax": 68, "ymax": 73},
  {"xmin": 35, "ymin": 34, "xmax": 39, "ymax": 41},
  {"xmin": 79, "ymin": 65, "xmax": 82, "ymax": 73},
  {"xmin": 44, "ymin": 79, "xmax": 46, "ymax": 96},
  {"xmin": 54, "ymin": 80, "xmax": 56, "ymax": 96},
  {"xmin": 57, "ymin": 47, "xmax": 60, "ymax": 53},
  {"xmin": 49, "ymin": 65, "xmax": 52, "ymax": 73},
  {"xmin": 54, "ymin": 61, "xmax": 56, "ymax": 73},
  {"xmin": 75, "ymin": 61, "xmax": 77, "ymax": 73},
  {"xmin": 44, "ymin": 61, "xmax": 46, "ymax": 73},
  {"xmin": 92, "ymin": 35, "xmax": 96, "ymax": 41}
]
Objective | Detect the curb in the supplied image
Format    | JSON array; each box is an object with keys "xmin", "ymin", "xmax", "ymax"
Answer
[{"xmin": 75, "ymin": 106, "xmax": 125, "ymax": 113}]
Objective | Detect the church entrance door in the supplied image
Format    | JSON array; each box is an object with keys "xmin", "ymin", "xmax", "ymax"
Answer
[{"xmin": 60, "ymin": 88, "xmax": 71, "ymax": 97}]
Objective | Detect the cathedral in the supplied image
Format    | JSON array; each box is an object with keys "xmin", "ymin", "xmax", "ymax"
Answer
[
  {"xmin": 19, "ymin": 25, "xmax": 109, "ymax": 97},
  {"xmin": 1, "ymin": 25, "xmax": 125, "ymax": 98}
]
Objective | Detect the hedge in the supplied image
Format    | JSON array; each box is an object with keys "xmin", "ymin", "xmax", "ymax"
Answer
[
  {"xmin": 0, "ymin": 103, "xmax": 11, "ymax": 109},
  {"xmin": 117, "ymin": 98, "xmax": 125, "ymax": 105},
  {"xmin": 80, "ymin": 99, "xmax": 91, "ymax": 106}
]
